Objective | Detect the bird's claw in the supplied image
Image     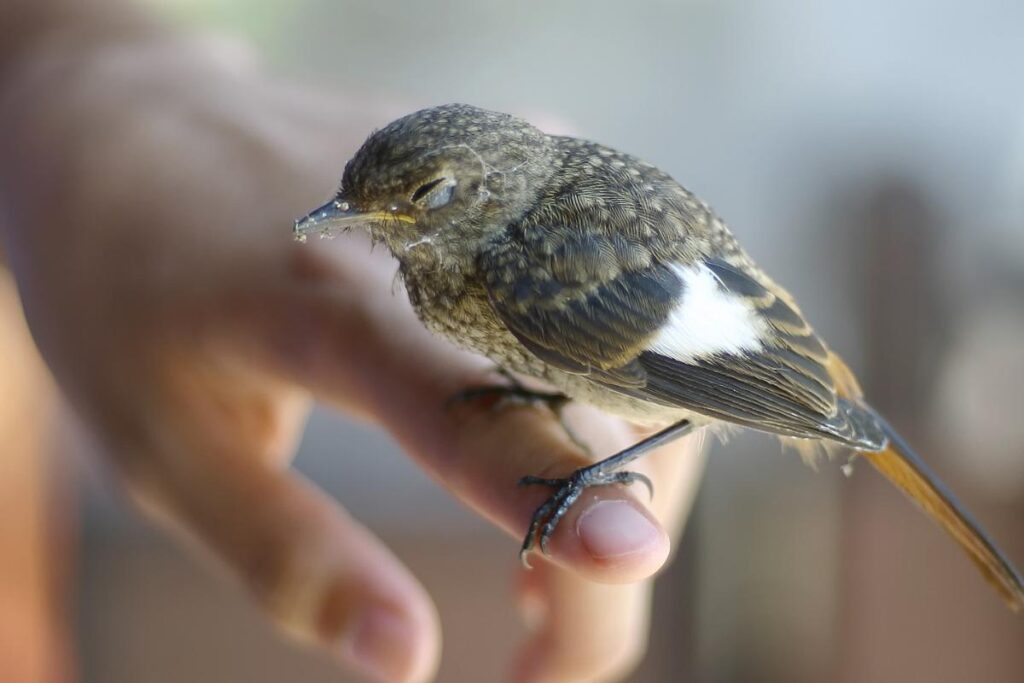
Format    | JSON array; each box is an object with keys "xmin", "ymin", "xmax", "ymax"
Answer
[
  {"xmin": 446, "ymin": 366, "xmax": 568, "ymax": 412},
  {"xmin": 517, "ymin": 467, "xmax": 654, "ymax": 566},
  {"xmin": 446, "ymin": 370, "xmax": 591, "ymax": 454},
  {"xmin": 446, "ymin": 384, "xmax": 568, "ymax": 413}
]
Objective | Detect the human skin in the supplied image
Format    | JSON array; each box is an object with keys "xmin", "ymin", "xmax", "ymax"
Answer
[
  {"xmin": 0, "ymin": 269, "xmax": 72, "ymax": 683},
  {"xmin": 0, "ymin": 2, "xmax": 706, "ymax": 681}
]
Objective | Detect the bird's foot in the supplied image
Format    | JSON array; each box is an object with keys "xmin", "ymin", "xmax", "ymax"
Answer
[
  {"xmin": 447, "ymin": 369, "xmax": 590, "ymax": 454},
  {"xmin": 447, "ymin": 383, "xmax": 570, "ymax": 413},
  {"xmin": 518, "ymin": 466, "xmax": 653, "ymax": 567}
]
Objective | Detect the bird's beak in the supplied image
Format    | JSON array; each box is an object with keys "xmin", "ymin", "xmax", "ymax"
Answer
[
  {"xmin": 293, "ymin": 198, "xmax": 417, "ymax": 242},
  {"xmin": 293, "ymin": 199, "xmax": 367, "ymax": 242}
]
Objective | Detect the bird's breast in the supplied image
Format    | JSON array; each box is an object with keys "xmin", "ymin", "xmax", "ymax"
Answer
[{"xmin": 402, "ymin": 264, "xmax": 543, "ymax": 369}]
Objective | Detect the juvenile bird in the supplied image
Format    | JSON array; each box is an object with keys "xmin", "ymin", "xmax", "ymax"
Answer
[{"xmin": 295, "ymin": 103, "xmax": 1024, "ymax": 610}]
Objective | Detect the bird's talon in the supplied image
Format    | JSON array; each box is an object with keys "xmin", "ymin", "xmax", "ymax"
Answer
[
  {"xmin": 620, "ymin": 471, "xmax": 654, "ymax": 500},
  {"xmin": 518, "ymin": 475, "xmax": 562, "ymax": 488},
  {"xmin": 519, "ymin": 466, "xmax": 654, "ymax": 561},
  {"xmin": 446, "ymin": 377, "xmax": 591, "ymax": 455},
  {"xmin": 447, "ymin": 383, "xmax": 569, "ymax": 413}
]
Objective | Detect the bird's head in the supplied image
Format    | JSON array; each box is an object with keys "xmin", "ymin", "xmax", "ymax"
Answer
[{"xmin": 294, "ymin": 104, "xmax": 554, "ymax": 268}]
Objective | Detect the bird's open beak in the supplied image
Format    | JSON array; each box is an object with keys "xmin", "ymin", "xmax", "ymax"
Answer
[{"xmin": 293, "ymin": 199, "xmax": 368, "ymax": 241}]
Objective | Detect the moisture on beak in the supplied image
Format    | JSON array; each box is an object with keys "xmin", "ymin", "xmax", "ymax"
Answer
[{"xmin": 293, "ymin": 199, "xmax": 366, "ymax": 242}]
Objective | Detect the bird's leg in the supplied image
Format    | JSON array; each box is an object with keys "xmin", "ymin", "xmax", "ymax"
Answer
[
  {"xmin": 518, "ymin": 419, "xmax": 696, "ymax": 566},
  {"xmin": 447, "ymin": 367, "xmax": 589, "ymax": 454}
]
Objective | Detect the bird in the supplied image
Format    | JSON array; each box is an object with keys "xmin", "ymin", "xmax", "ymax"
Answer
[{"xmin": 294, "ymin": 103, "xmax": 1024, "ymax": 610}]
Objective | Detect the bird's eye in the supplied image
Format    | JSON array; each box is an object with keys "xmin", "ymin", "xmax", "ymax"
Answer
[{"xmin": 411, "ymin": 177, "xmax": 455, "ymax": 209}]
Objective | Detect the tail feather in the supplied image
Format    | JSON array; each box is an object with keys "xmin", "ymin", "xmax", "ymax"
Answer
[
  {"xmin": 826, "ymin": 352, "xmax": 1024, "ymax": 611},
  {"xmin": 863, "ymin": 415, "xmax": 1024, "ymax": 611}
]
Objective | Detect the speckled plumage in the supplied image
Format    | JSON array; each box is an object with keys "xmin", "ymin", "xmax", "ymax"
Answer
[
  {"xmin": 295, "ymin": 104, "xmax": 1024, "ymax": 608},
  {"xmin": 331, "ymin": 106, "xmax": 877, "ymax": 444}
]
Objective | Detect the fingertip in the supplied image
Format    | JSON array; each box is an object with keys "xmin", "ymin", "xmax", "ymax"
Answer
[
  {"xmin": 305, "ymin": 555, "xmax": 439, "ymax": 683},
  {"xmin": 577, "ymin": 499, "xmax": 669, "ymax": 575},
  {"xmin": 219, "ymin": 474, "xmax": 442, "ymax": 683},
  {"xmin": 335, "ymin": 600, "xmax": 440, "ymax": 683},
  {"xmin": 542, "ymin": 496, "xmax": 670, "ymax": 583}
]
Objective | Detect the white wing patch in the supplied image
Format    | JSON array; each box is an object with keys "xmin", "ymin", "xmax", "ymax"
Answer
[{"xmin": 647, "ymin": 263, "xmax": 766, "ymax": 362}]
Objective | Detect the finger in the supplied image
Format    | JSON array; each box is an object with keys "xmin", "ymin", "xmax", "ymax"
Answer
[
  {"xmin": 392, "ymin": 352, "xmax": 705, "ymax": 586},
  {"xmin": 242, "ymin": 245, "xmax": 698, "ymax": 583},
  {"xmin": 511, "ymin": 428, "xmax": 706, "ymax": 683},
  {"xmin": 512, "ymin": 563, "xmax": 653, "ymax": 683},
  {"xmin": 115, "ymin": 378, "xmax": 439, "ymax": 683},
  {"xmin": 0, "ymin": 269, "xmax": 69, "ymax": 683},
  {"xmin": 332, "ymin": 332, "xmax": 672, "ymax": 583},
  {"xmin": 439, "ymin": 386, "xmax": 675, "ymax": 580}
]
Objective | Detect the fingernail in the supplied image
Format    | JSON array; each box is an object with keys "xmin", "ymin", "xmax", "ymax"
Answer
[
  {"xmin": 576, "ymin": 499, "xmax": 663, "ymax": 561},
  {"xmin": 340, "ymin": 606, "xmax": 418, "ymax": 682}
]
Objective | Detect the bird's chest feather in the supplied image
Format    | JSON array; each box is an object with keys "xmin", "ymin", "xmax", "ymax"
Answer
[{"xmin": 401, "ymin": 261, "xmax": 542, "ymax": 371}]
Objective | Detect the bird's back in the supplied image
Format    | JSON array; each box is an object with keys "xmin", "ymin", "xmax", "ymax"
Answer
[{"xmin": 476, "ymin": 134, "xmax": 890, "ymax": 449}]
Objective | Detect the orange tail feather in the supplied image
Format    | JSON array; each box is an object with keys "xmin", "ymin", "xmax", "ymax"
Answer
[
  {"xmin": 864, "ymin": 421, "xmax": 1024, "ymax": 611},
  {"xmin": 828, "ymin": 353, "xmax": 1024, "ymax": 611}
]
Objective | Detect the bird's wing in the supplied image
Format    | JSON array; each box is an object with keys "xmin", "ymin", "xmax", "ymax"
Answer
[
  {"xmin": 479, "ymin": 225, "xmax": 680, "ymax": 387},
  {"xmin": 479, "ymin": 229, "xmax": 884, "ymax": 449},
  {"xmin": 635, "ymin": 259, "xmax": 884, "ymax": 447}
]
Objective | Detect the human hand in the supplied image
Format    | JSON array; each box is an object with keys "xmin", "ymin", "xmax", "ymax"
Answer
[{"xmin": 0, "ymin": 34, "xmax": 705, "ymax": 683}]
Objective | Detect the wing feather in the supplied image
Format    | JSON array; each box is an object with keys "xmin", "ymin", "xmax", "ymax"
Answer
[
  {"xmin": 478, "ymin": 224, "xmax": 883, "ymax": 449},
  {"xmin": 481, "ymin": 226, "xmax": 681, "ymax": 387}
]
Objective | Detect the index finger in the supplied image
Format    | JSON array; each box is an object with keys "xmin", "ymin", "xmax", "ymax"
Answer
[{"xmin": 255, "ymin": 254, "xmax": 701, "ymax": 583}]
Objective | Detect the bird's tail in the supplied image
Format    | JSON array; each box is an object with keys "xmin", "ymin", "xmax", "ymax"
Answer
[
  {"xmin": 864, "ymin": 417, "xmax": 1024, "ymax": 611},
  {"xmin": 828, "ymin": 354, "xmax": 1024, "ymax": 611}
]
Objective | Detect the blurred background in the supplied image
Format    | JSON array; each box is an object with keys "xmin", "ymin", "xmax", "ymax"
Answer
[{"xmin": 5, "ymin": 0, "xmax": 1024, "ymax": 680}]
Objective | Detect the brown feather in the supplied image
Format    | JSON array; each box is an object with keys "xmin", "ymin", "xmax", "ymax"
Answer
[
  {"xmin": 828, "ymin": 353, "xmax": 1024, "ymax": 611},
  {"xmin": 862, "ymin": 444, "xmax": 1024, "ymax": 611}
]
